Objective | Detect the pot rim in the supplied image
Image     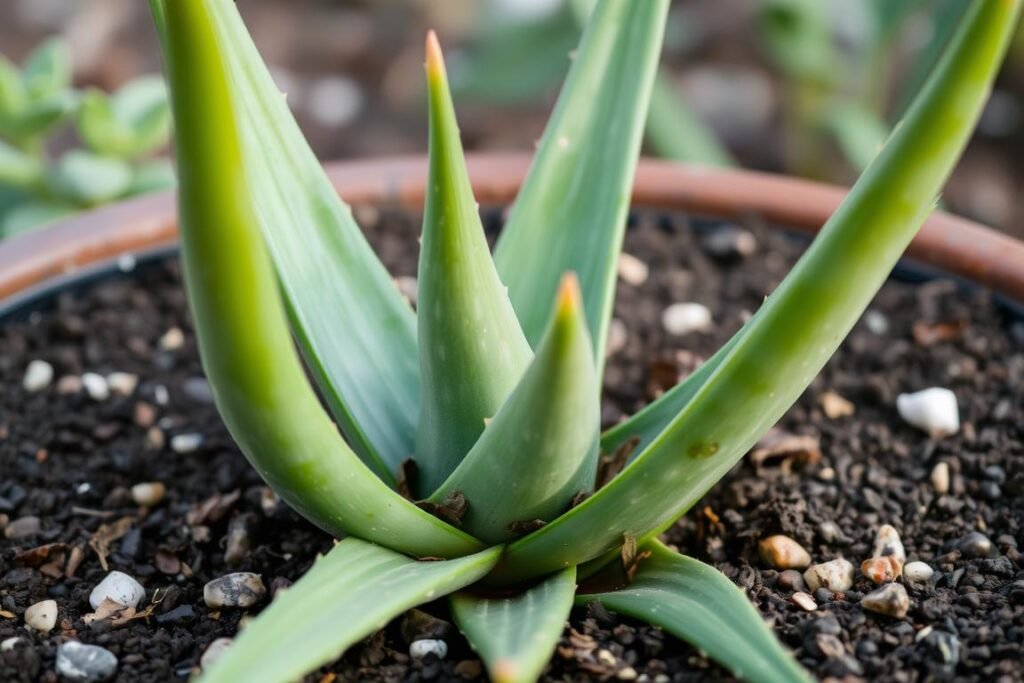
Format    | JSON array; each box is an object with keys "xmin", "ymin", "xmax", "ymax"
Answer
[{"xmin": 1, "ymin": 153, "xmax": 1021, "ymax": 306}]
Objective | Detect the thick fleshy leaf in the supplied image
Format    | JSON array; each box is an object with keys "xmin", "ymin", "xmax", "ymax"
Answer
[
  {"xmin": 451, "ymin": 567, "xmax": 576, "ymax": 683},
  {"xmin": 157, "ymin": 0, "xmax": 481, "ymax": 557},
  {"xmin": 415, "ymin": 34, "xmax": 533, "ymax": 495},
  {"xmin": 22, "ymin": 39, "xmax": 70, "ymax": 101},
  {"xmin": 578, "ymin": 541, "xmax": 810, "ymax": 683},
  {"xmin": 0, "ymin": 138, "xmax": 43, "ymax": 188},
  {"xmin": 488, "ymin": 0, "xmax": 1021, "ymax": 584},
  {"xmin": 78, "ymin": 77, "xmax": 171, "ymax": 159},
  {"xmin": 198, "ymin": 0, "xmax": 421, "ymax": 482},
  {"xmin": 202, "ymin": 538, "xmax": 501, "ymax": 683},
  {"xmin": 49, "ymin": 150, "xmax": 133, "ymax": 206},
  {"xmin": 430, "ymin": 275, "xmax": 599, "ymax": 544},
  {"xmin": 493, "ymin": 0, "xmax": 669, "ymax": 368}
]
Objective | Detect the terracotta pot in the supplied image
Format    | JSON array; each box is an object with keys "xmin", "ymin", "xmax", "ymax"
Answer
[{"xmin": 0, "ymin": 153, "xmax": 1022, "ymax": 308}]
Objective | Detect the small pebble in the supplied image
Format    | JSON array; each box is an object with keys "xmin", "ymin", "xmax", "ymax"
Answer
[
  {"xmin": 56, "ymin": 375, "xmax": 83, "ymax": 394},
  {"xmin": 861, "ymin": 583, "xmax": 910, "ymax": 618},
  {"xmin": 758, "ymin": 535, "xmax": 811, "ymax": 569},
  {"xmin": 159, "ymin": 327, "xmax": 185, "ymax": 351},
  {"xmin": 4, "ymin": 515, "xmax": 41, "ymax": 539},
  {"xmin": 903, "ymin": 561, "xmax": 935, "ymax": 584},
  {"xmin": 864, "ymin": 309, "xmax": 889, "ymax": 334},
  {"xmin": 394, "ymin": 276, "xmax": 418, "ymax": 305},
  {"xmin": 606, "ymin": 318, "xmax": 628, "ymax": 357},
  {"xmin": 1, "ymin": 636, "xmax": 23, "ymax": 651},
  {"xmin": 106, "ymin": 372, "xmax": 138, "ymax": 396},
  {"xmin": 803, "ymin": 559, "xmax": 855, "ymax": 592},
  {"xmin": 872, "ymin": 525, "xmax": 906, "ymax": 564},
  {"xmin": 896, "ymin": 388, "xmax": 959, "ymax": 437},
  {"xmin": 204, "ymin": 573, "xmax": 266, "ymax": 608},
  {"xmin": 791, "ymin": 592, "xmax": 817, "ymax": 612},
  {"xmin": 131, "ymin": 482, "xmax": 166, "ymax": 507},
  {"xmin": 930, "ymin": 462, "xmax": 950, "ymax": 494},
  {"xmin": 22, "ymin": 360, "xmax": 54, "ymax": 392},
  {"xmin": 171, "ymin": 433, "xmax": 204, "ymax": 454},
  {"xmin": 24, "ymin": 599, "xmax": 58, "ymax": 633},
  {"xmin": 153, "ymin": 385, "xmax": 170, "ymax": 406},
  {"xmin": 661, "ymin": 302, "xmax": 712, "ymax": 336},
  {"xmin": 777, "ymin": 569, "xmax": 807, "ymax": 592},
  {"xmin": 183, "ymin": 377, "xmax": 214, "ymax": 404},
  {"xmin": 819, "ymin": 390, "xmax": 854, "ymax": 419},
  {"xmin": 224, "ymin": 514, "xmax": 253, "ymax": 566},
  {"xmin": 81, "ymin": 373, "xmax": 110, "ymax": 401},
  {"xmin": 89, "ymin": 571, "xmax": 146, "ymax": 610},
  {"xmin": 56, "ymin": 641, "xmax": 118, "ymax": 682},
  {"xmin": 200, "ymin": 638, "xmax": 233, "ymax": 670},
  {"xmin": 861, "ymin": 556, "xmax": 902, "ymax": 584},
  {"xmin": 700, "ymin": 226, "xmax": 756, "ymax": 259},
  {"xmin": 617, "ymin": 252, "xmax": 649, "ymax": 286},
  {"xmin": 409, "ymin": 639, "xmax": 448, "ymax": 660},
  {"xmin": 956, "ymin": 532, "xmax": 992, "ymax": 559}
]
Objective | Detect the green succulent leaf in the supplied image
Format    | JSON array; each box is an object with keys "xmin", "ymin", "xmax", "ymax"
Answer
[
  {"xmin": 0, "ymin": 57, "xmax": 26, "ymax": 123},
  {"xmin": 489, "ymin": 0, "xmax": 1021, "ymax": 584},
  {"xmin": 193, "ymin": 0, "xmax": 425, "ymax": 483},
  {"xmin": 78, "ymin": 77, "xmax": 171, "ymax": 159},
  {"xmin": 157, "ymin": 0, "xmax": 481, "ymax": 557},
  {"xmin": 127, "ymin": 159, "xmax": 176, "ymax": 196},
  {"xmin": 22, "ymin": 39, "xmax": 71, "ymax": 101},
  {"xmin": 49, "ymin": 150, "xmax": 133, "ymax": 206},
  {"xmin": 451, "ymin": 567, "xmax": 576, "ymax": 683},
  {"xmin": 415, "ymin": 34, "xmax": 533, "ymax": 496},
  {"xmin": 0, "ymin": 199, "xmax": 75, "ymax": 237},
  {"xmin": 578, "ymin": 541, "xmax": 810, "ymax": 683},
  {"xmin": 758, "ymin": 0, "xmax": 838, "ymax": 85},
  {"xmin": 202, "ymin": 538, "xmax": 502, "ymax": 683},
  {"xmin": 493, "ymin": 0, "xmax": 670, "ymax": 369},
  {"xmin": 7, "ymin": 90, "xmax": 77, "ymax": 141},
  {"xmin": 430, "ymin": 275, "xmax": 599, "ymax": 544},
  {"xmin": 0, "ymin": 138, "xmax": 43, "ymax": 188},
  {"xmin": 824, "ymin": 103, "xmax": 890, "ymax": 172}
]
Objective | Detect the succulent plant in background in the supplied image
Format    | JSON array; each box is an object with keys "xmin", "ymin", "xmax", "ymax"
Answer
[
  {"xmin": 0, "ymin": 39, "xmax": 174, "ymax": 237},
  {"xmin": 151, "ymin": 0, "xmax": 1018, "ymax": 681}
]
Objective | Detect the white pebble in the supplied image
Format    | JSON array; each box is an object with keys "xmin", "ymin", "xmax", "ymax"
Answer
[
  {"xmin": 394, "ymin": 276, "xmax": 418, "ymax": 306},
  {"xmin": 1, "ymin": 636, "xmax": 24, "ymax": 651},
  {"xmin": 171, "ymin": 433, "xmax": 203, "ymax": 453},
  {"xmin": 153, "ymin": 384, "xmax": 170, "ymax": 406},
  {"xmin": 81, "ymin": 373, "xmax": 110, "ymax": 401},
  {"xmin": 904, "ymin": 561, "xmax": 935, "ymax": 584},
  {"xmin": 307, "ymin": 76, "xmax": 363, "ymax": 128},
  {"xmin": 106, "ymin": 372, "xmax": 138, "ymax": 397},
  {"xmin": 22, "ymin": 360, "xmax": 54, "ymax": 392},
  {"xmin": 56, "ymin": 375, "xmax": 83, "ymax": 394},
  {"xmin": 25, "ymin": 599, "xmax": 58, "ymax": 633},
  {"xmin": 204, "ymin": 573, "xmax": 266, "ymax": 608},
  {"xmin": 662, "ymin": 303, "xmax": 712, "ymax": 336},
  {"xmin": 606, "ymin": 318, "xmax": 628, "ymax": 357},
  {"xmin": 131, "ymin": 482, "xmax": 166, "ymax": 507},
  {"xmin": 200, "ymin": 638, "xmax": 233, "ymax": 670},
  {"xmin": 159, "ymin": 327, "xmax": 185, "ymax": 351},
  {"xmin": 791, "ymin": 592, "xmax": 817, "ymax": 612},
  {"xmin": 864, "ymin": 309, "xmax": 889, "ymax": 334},
  {"xmin": 56, "ymin": 641, "xmax": 118, "ymax": 682},
  {"xmin": 803, "ymin": 559, "xmax": 855, "ymax": 593},
  {"xmin": 409, "ymin": 639, "xmax": 448, "ymax": 660},
  {"xmin": 89, "ymin": 571, "xmax": 145, "ymax": 610},
  {"xmin": 861, "ymin": 582, "xmax": 910, "ymax": 619},
  {"xmin": 872, "ymin": 524, "xmax": 906, "ymax": 564},
  {"xmin": 930, "ymin": 461, "xmax": 950, "ymax": 494},
  {"xmin": 897, "ymin": 388, "xmax": 959, "ymax": 438},
  {"xmin": 617, "ymin": 252, "xmax": 649, "ymax": 286}
]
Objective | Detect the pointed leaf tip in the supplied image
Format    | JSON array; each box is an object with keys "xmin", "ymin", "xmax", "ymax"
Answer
[
  {"xmin": 425, "ymin": 31, "xmax": 445, "ymax": 79},
  {"xmin": 557, "ymin": 272, "xmax": 582, "ymax": 315}
]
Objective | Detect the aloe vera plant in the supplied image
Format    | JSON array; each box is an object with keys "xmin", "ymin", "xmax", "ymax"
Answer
[{"xmin": 152, "ymin": 0, "xmax": 1019, "ymax": 681}]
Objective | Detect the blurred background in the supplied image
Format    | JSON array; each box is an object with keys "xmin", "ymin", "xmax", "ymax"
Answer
[{"xmin": 1, "ymin": 0, "xmax": 1022, "ymax": 237}]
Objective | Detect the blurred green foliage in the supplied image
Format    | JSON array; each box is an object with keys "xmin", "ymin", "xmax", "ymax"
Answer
[{"xmin": 0, "ymin": 39, "xmax": 175, "ymax": 237}]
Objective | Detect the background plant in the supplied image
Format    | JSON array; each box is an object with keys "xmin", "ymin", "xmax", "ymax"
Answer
[
  {"xmin": 152, "ymin": 0, "xmax": 1019, "ymax": 681},
  {"xmin": 0, "ymin": 39, "xmax": 174, "ymax": 237}
]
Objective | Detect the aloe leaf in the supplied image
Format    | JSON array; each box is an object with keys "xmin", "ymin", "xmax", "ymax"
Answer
[
  {"xmin": 489, "ymin": 0, "xmax": 1021, "ymax": 584},
  {"xmin": 191, "ymin": 0, "xmax": 421, "ymax": 483},
  {"xmin": 451, "ymin": 567, "xmax": 576, "ymax": 683},
  {"xmin": 578, "ymin": 541, "xmax": 810, "ymax": 683},
  {"xmin": 415, "ymin": 34, "xmax": 533, "ymax": 495},
  {"xmin": 430, "ymin": 275, "xmax": 599, "ymax": 543},
  {"xmin": 645, "ymin": 72, "xmax": 737, "ymax": 167},
  {"xmin": 158, "ymin": 0, "xmax": 481, "ymax": 558},
  {"xmin": 493, "ymin": 0, "xmax": 669, "ymax": 369},
  {"xmin": 202, "ymin": 538, "xmax": 501, "ymax": 683}
]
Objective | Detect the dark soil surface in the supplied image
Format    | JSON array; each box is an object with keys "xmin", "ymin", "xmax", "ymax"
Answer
[{"xmin": 0, "ymin": 209, "xmax": 1022, "ymax": 682}]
